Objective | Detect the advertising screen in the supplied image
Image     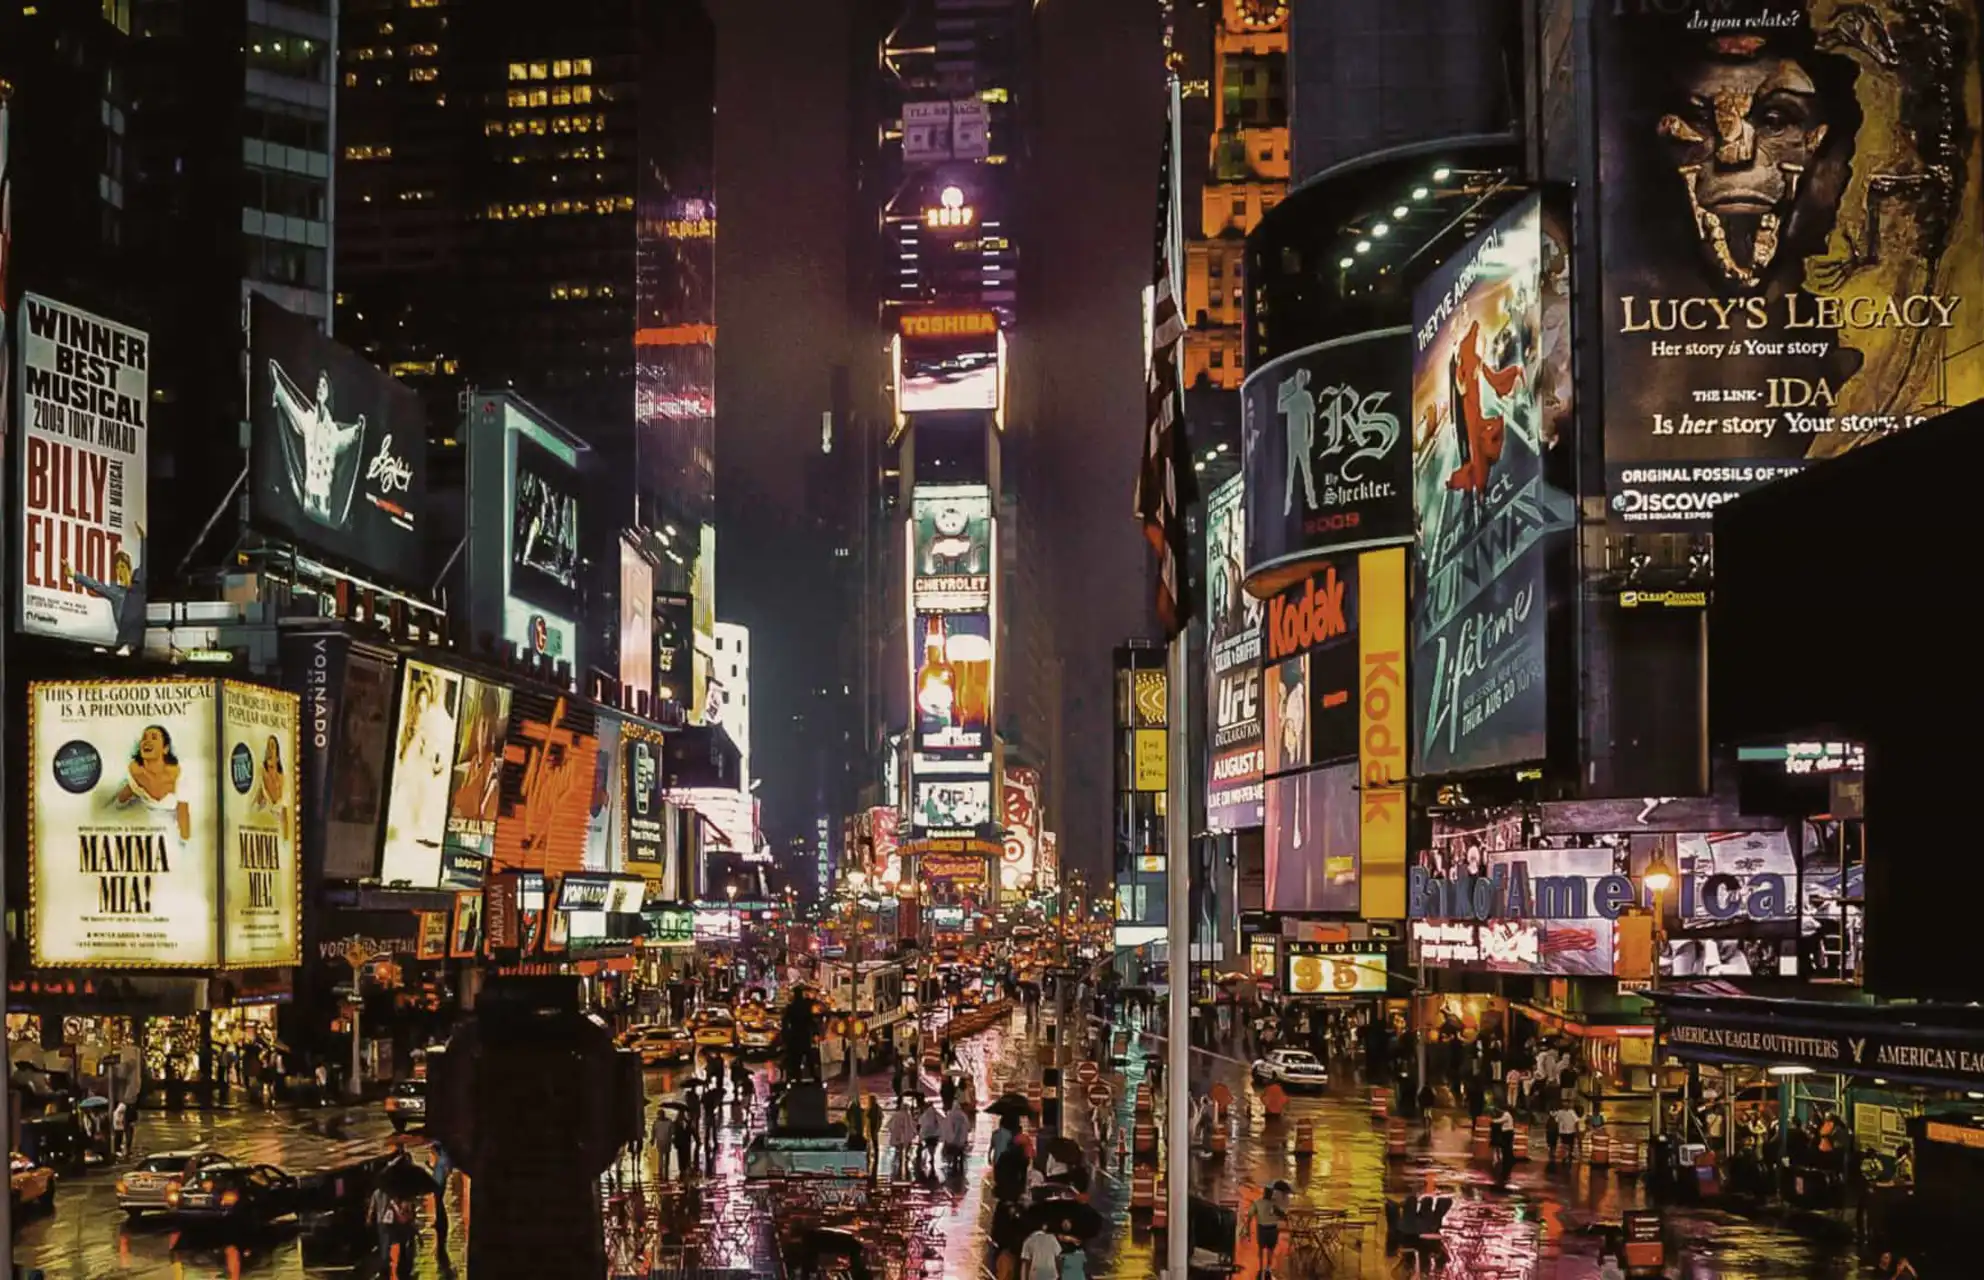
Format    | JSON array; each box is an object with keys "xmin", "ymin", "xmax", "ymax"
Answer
[
  {"xmin": 1410, "ymin": 191, "xmax": 1575, "ymax": 776},
  {"xmin": 1799, "ymin": 818, "xmax": 1863, "ymax": 982},
  {"xmin": 509, "ymin": 428, "xmax": 582, "ymax": 664},
  {"xmin": 17, "ymin": 294, "xmax": 149, "ymax": 646},
  {"xmin": 492, "ymin": 689, "xmax": 601, "ymax": 877},
  {"xmin": 379, "ymin": 661, "xmax": 462, "ymax": 888},
  {"xmin": 692, "ymin": 524, "xmax": 717, "ymax": 724},
  {"xmin": 1409, "ymin": 844, "xmax": 1627, "ymax": 977},
  {"xmin": 914, "ymin": 611, "xmax": 993, "ymax": 755},
  {"xmin": 654, "ymin": 591, "xmax": 694, "ymax": 712},
  {"xmin": 219, "ymin": 681, "xmax": 302, "ymax": 967},
  {"xmin": 439, "ymin": 676, "xmax": 511, "ymax": 890},
  {"xmin": 1205, "ymin": 475, "xmax": 1265, "ymax": 831},
  {"xmin": 249, "ymin": 296, "xmax": 423, "ymax": 582},
  {"xmin": 625, "ymin": 730, "xmax": 666, "ymax": 864},
  {"xmin": 900, "ymin": 340, "xmax": 999, "ymax": 413},
  {"xmin": 28, "ymin": 679, "xmax": 219, "ymax": 968},
  {"xmin": 1655, "ymin": 829, "xmax": 1802, "ymax": 979},
  {"xmin": 1241, "ymin": 328, "xmax": 1412, "ymax": 588},
  {"xmin": 1284, "ymin": 942, "xmax": 1388, "ymax": 996},
  {"xmin": 910, "ymin": 485, "xmax": 994, "ymax": 611},
  {"xmin": 328, "ymin": 648, "xmax": 394, "ymax": 879},
  {"xmin": 1358, "ymin": 547, "xmax": 1409, "ymax": 918},
  {"xmin": 1594, "ymin": 1, "xmax": 1984, "ymax": 527},
  {"xmin": 584, "ymin": 715, "xmax": 623, "ymax": 871},
  {"xmin": 1264, "ymin": 762, "xmax": 1359, "ymax": 914},
  {"xmin": 620, "ymin": 539, "xmax": 655, "ymax": 701},
  {"xmin": 914, "ymin": 778, "xmax": 993, "ymax": 831},
  {"xmin": 1001, "ymin": 766, "xmax": 1041, "ymax": 894},
  {"xmin": 1262, "ymin": 558, "xmax": 1360, "ymax": 773}
]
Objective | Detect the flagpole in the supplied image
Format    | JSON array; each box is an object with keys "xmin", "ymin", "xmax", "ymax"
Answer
[{"xmin": 1162, "ymin": 68, "xmax": 1191, "ymax": 1280}]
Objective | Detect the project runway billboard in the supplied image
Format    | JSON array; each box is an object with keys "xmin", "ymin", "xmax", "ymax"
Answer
[
  {"xmin": 1204, "ymin": 475, "xmax": 1265, "ymax": 831},
  {"xmin": 1595, "ymin": 0, "xmax": 1984, "ymax": 528}
]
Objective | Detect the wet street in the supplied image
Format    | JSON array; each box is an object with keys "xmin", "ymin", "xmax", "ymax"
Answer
[{"xmin": 13, "ymin": 1009, "xmax": 1885, "ymax": 1278}]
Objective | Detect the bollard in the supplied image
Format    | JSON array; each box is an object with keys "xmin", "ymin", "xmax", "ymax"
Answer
[
  {"xmin": 1370, "ymin": 1086, "xmax": 1391, "ymax": 1121},
  {"xmin": 1616, "ymin": 1136, "xmax": 1642, "ymax": 1177},
  {"xmin": 1386, "ymin": 1115, "xmax": 1407, "ymax": 1159},
  {"xmin": 1512, "ymin": 1125, "xmax": 1529, "ymax": 1162},
  {"xmin": 1589, "ymin": 1130, "xmax": 1612, "ymax": 1167},
  {"xmin": 1152, "ymin": 1177, "xmax": 1168, "ymax": 1230},
  {"xmin": 1131, "ymin": 1167, "xmax": 1155, "ymax": 1209},
  {"xmin": 1293, "ymin": 1118, "xmax": 1315, "ymax": 1157},
  {"xmin": 1471, "ymin": 1115, "xmax": 1492, "ymax": 1162}
]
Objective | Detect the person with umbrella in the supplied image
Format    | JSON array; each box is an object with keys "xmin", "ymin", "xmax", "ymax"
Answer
[
  {"xmin": 1249, "ymin": 1180, "xmax": 1291, "ymax": 1278},
  {"xmin": 887, "ymin": 1095, "xmax": 918, "ymax": 1178},
  {"xmin": 917, "ymin": 1092, "xmax": 944, "ymax": 1176},
  {"xmin": 368, "ymin": 1149, "xmax": 433, "ymax": 1279},
  {"xmin": 673, "ymin": 1096, "xmax": 697, "ymax": 1180},
  {"xmin": 1025, "ymin": 1201, "xmax": 1102, "ymax": 1280}
]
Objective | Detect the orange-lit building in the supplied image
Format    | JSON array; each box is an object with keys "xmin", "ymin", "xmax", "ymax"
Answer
[{"xmin": 1182, "ymin": 0, "xmax": 1287, "ymax": 392}]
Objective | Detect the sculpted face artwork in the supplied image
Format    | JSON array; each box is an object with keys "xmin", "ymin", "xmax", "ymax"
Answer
[{"xmin": 1657, "ymin": 40, "xmax": 1835, "ymax": 289}]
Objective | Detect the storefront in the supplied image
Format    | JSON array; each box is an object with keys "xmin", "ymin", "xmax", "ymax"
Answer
[{"xmin": 1654, "ymin": 991, "xmax": 1984, "ymax": 1234}]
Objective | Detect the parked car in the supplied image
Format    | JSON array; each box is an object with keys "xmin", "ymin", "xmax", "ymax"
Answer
[
  {"xmin": 10, "ymin": 1151, "xmax": 55, "ymax": 1218},
  {"xmin": 384, "ymin": 1079, "xmax": 427, "ymax": 1133},
  {"xmin": 118, "ymin": 1150, "xmax": 230, "ymax": 1218},
  {"xmin": 168, "ymin": 1159, "xmax": 299, "ymax": 1228},
  {"xmin": 1250, "ymin": 1050, "xmax": 1329, "ymax": 1090}
]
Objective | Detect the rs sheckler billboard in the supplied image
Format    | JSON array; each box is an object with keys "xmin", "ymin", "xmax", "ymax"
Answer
[
  {"xmin": 1204, "ymin": 474, "xmax": 1265, "ymax": 831},
  {"xmin": 1410, "ymin": 190, "xmax": 1575, "ymax": 777},
  {"xmin": 1595, "ymin": 0, "xmax": 1984, "ymax": 528},
  {"xmin": 1241, "ymin": 327, "xmax": 1412, "ymax": 593}
]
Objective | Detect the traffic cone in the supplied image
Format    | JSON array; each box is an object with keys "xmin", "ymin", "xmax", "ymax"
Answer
[
  {"xmin": 1590, "ymin": 1131, "xmax": 1611, "ymax": 1167},
  {"xmin": 1293, "ymin": 1118, "xmax": 1315, "ymax": 1157},
  {"xmin": 1616, "ymin": 1136, "xmax": 1642, "ymax": 1176},
  {"xmin": 1471, "ymin": 1115, "xmax": 1492, "ymax": 1162},
  {"xmin": 1370, "ymin": 1086, "xmax": 1391, "ymax": 1121},
  {"xmin": 1131, "ymin": 1167, "xmax": 1155, "ymax": 1210},
  {"xmin": 1386, "ymin": 1115, "xmax": 1407, "ymax": 1159},
  {"xmin": 1512, "ymin": 1125, "xmax": 1529, "ymax": 1162}
]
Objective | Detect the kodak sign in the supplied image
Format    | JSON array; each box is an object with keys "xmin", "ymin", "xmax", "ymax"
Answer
[
  {"xmin": 1357, "ymin": 547, "xmax": 1407, "ymax": 919},
  {"xmin": 901, "ymin": 311, "xmax": 997, "ymax": 339},
  {"xmin": 1264, "ymin": 563, "xmax": 1351, "ymax": 663}
]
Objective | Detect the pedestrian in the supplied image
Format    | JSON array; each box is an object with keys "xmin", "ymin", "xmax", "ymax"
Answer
[
  {"xmin": 893, "ymin": 1056, "xmax": 908, "ymax": 1102},
  {"xmin": 1492, "ymin": 1102, "xmax": 1518, "ymax": 1183},
  {"xmin": 1555, "ymin": 1102, "xmax": 1583, "ymax": 1166},
  {"xmin": 110, "ymin": 1099, "xmax": 130, "ymax": 1159},
  {"xmin": 887, "ymin": 1098, "xmax": 918, "ymax": 1177},
  {"xmin": 671, "ymin": 1105, "xmax": 695, "ymax": 1181},
  {"xmin": 866, "ymin": 1096, "xmax": 884, "ymax": 1175},
  {"xmin": 732, "ymin": 1056, "xmax": 753, "ymax": 1117},
  {"xmin": 652, "ymin": 1106, "xmax": 676, "ymax": 1180},
  {"xmin": 1020, "ymin": 1222, "xmax": 1063, "ymax": 1280},
  {"xmin": 1878, "ymin": 1249, "xmax": 1920, "ymax": 1280},
  {"xmin": 682, "ymin": 1088, "xmax": 702, "ymax": 1164},
  {"xmin": 991, "ymin": 1110, "xmax": 1022, "ymax": 1163},
  {"xmin": 941, "ymin": 1098, "xmax": 970, "ymax": 1176},
  {"xmin": 426, "ymin": 1141, "xmax": 454, "ymax": 1272},
  {"xmin": 918, "ymin": 1094, "xmax": 944, "ymax": 1175},
  {"xmin": 1249, "ymin": 1180, "xmax": 1289, "ymax": 1278},
  {"xmin": 367, "ymin": 1158, "xmax": 421, "ymax": 1279}
]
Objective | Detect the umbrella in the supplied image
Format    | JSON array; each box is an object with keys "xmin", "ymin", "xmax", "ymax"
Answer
[
  {"xmin": 987, "ymin": 1092, "xmax": 1036, "ymax": 1119},
  {"xmin": 1043, "ymin": 1135, "xmax": 1086, "ymax": 1168},
  {"xmin": 1024, "ymin": 1198, "xmax": 1104, "ymax": 1241},
  {"xmin": 378, "ymin": 1152, "xmax": 439, "ymax": 1199},
  {"xmin": 658, "ymin": 1100, "xmax": 690, "ymax": 1115}
]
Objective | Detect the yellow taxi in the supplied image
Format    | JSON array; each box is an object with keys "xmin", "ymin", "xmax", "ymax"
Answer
[
  {"xmin": 622, "ymin": 1024, "xmax": 695, "ymax": 1066},
  {"xmin": 688, "ymin": 1007, "xmax": 737, "ymax": 1049}
]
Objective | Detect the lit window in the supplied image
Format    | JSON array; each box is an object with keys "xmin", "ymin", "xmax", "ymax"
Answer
[
  {"xmin": 529, "ymin": 62, "xmax": 547, "ymax": 80},
  {"xmin": 508, "ymin": 63, "xmax": 528, "ymax": 81},
  {"xmin": 551, "ymin": 116, "xmax": 570, "ymax": 134},
  {"xmin": 574, "ymin": 58, "xmax": 593, "ymax": 75},
  {"xmin": 408, "ymin": 0, "xmax": 439, "ymax": 8},
  {"xmin": 407, "ymin": 42, "xmax": 438, "ymax": 57},
  {"xmin": 485, "ymin": 120, "xmax": 503, "ymax": 136},
  {"xmin": 378, "ymin": 20, "xmax": 394, "ymax": 35},
  {"xmin": 551, "ymin": 87, "xmax": 571, "ymax": 105},
  {"xmin": 616, "ymin": 194, "xmax": 633, "ymax": 211},
  {"xmin": 528, "ymin": 89, "xmax": 548, "ymax": 107},
  {"xmin": 528, "ymin": 118, "xmax": 547, "ymax": 135},
  {"xmin": 552, "ymin": 59, "xmax": 572, "ymax": 78},
  {"xmin": 506, "ymin": 88, "xmax": 527, "ymax": 108},
  {"xmin": 344, "ymin": 71, "xmax": 359, "ymax": 87},
  {"xmin": 409, "ymin": 66, "xmax": 437, "ymax": 83},
  {"xmin": 572, "ymin": 85, "xmax": 593, "ymax": 104},
  {"xmin": 980, "ymin": 87, "xmax": 1009, "ymax": 103}
]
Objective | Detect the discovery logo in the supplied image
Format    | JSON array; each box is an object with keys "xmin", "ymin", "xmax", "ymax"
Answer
[{"xmin": 1606, "ymin": 461, "xmax": 1804, "ymax": 529}]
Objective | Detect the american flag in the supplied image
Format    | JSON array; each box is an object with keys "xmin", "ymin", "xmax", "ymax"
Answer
[{"xmin": 1136, "ymin": 82, "xmax": 1195, "ymax": 639}]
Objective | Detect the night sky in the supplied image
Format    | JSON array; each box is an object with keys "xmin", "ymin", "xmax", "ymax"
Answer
[{"xmin": 713, "ymin": 0, "xmax": 1166, "ymax": 879}]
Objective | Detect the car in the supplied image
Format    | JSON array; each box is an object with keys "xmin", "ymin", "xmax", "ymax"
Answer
[
  {"xmin": 10, "ymin": 1151, "xmax": 55, "ymax": 1218},
  {"xmin": 736, "ymin": 1021, "xmax": 779, "ymax": 1056},
  {"xmin": 688, "ymin": 1009, "xmax": 737, "ymax": 1049},
  {"xmin": 384, "ymin": 1079, "xmax": 427, "ymax": 1133},
  {"xmin": 167, "ymin": 1159, "xmax": 299, "ymax": 1227},
  {"xmin": 118, "ymin": 1150, "xmax": 229, "ymax": 1218},
  {"xmin": 1251, "ymin": 1049, "xmax": 1329, "ymax": 1090},
  {"xmin": 625, "ymin": 1026, "xmax": 695, "ymax": 1066}
]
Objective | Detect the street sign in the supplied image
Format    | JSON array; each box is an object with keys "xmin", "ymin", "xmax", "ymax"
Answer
[{"xmin": 1076, "ymin": 1060, "xmax": 1099, "ymax": 1086}]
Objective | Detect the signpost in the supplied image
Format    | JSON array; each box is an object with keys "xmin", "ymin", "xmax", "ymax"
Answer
[{"xmin": 339, "ymin": 935, "xmax": 390, "ymax": 1097}]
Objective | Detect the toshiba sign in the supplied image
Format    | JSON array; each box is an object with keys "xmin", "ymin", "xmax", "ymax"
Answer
[{"xmin": 900, "ymin": 311, "xmax": 997, "ymax": 339}]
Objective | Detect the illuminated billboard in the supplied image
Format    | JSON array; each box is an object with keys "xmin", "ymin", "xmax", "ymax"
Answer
[
  {"xmin": 1264, "ymin": 762, "xmax": 1359, "ymax": 914},
  {"xmin": 379, "ymin": 661, "xmax": 464, "ymax": 889},
  {"xmin": 218, "ymin": 680, "xmax": 304, "ymax": 968},
  {"xmin": 16, "ymin": 294, "xmax": 149, "ymax": 646},
  {"xmin": 1284, "ymin": 942, "xmax": 1388, "ymax": 997},
  {"xmin": 914, "ymin": 778, "xmax": 993, "ymax": 832},
  {"xmin": 910, "ymin": 485, "xmax": 994, "ymax": 612},
  {"xmin": 1000, "ymin": 765, "xmax": 1041, "ymax": 894},
  {"xmin": 250, "ymin": 296, "xmax": 425, "ymax": 584},
  {"xmin": 1594, "ymin": 1, "xmax": 1983, "ymax": 526},
  {"xmin": 463, "ymin": 393, "xmax": 587, "ymax": 671},
  {"xmin": 492, "ymin": 689, "xmax": 601, "ymax": 877},
  {"xmin": 1262, "ymin": 558, "xmax": 1360, "ymax": 775},
  {"xmin": 914, "ymin": 612, "xmax": 993, "ymax": 756},
  {"xmin": 440, "ymin": 676, "xmax": 512, "ymax": 890},
  {"xmin": 1205, "ymin": 475, "xmax": 1265, "ymax": 830},
  {"xmin": 1410, "ymin": 191, "xmax": 1575, "ymax": 776},
  {"xmin": 619, "ymin": 537, "xmax": 655, "ymax": 702}
]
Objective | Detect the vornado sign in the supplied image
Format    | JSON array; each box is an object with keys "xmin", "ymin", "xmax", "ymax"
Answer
[{"xmin": 1407, "ymin": 861, "xmax": 1792, "ymax": 922}]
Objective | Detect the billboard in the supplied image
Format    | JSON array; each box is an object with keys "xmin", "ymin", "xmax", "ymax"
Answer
[
  {"xmin": 1284, "ymin": 941, "xmax": 1388, "ymax": 996},
  {"xmin": 218, "ymin": 680, "xmax": 302, "ymax": 967},
  {"xmin": 379, "ymin": 661, "xmax": 463, "ymax": 889},
  {"xmin": 914, "ymin": 611, "xmax": 993, "ymax": 755},
  {"xmin": 1408, "ymin": 845, "xmax": 1634, "ymax": 977},
  {"xmin": 619, "ymin": 539, "xmax": 655, "ymax": 702},
  {"xmin": 691, "ymin": 524, "xmax": 716, "ymax": 724},
  {"xmin": 249, "ymin": 296, "xmax": 423, "ymax": 582},
  {"xmin": 28, "ymin": 679, "xmax": 219, "ymax": 968},
  {"xmin": 654, "ymin": 591, "xmax": 694, "ymax": 713},
  {"xmin": 899, "ymin": 336, "xmax": 1000, "ymax": 414},
  {"xmin": 281, "ymin": 635, "xmax": 396, "ymax": 882},
  {"xmin": 1000, "ymin": 765, "xmax": 1041, "ymax": 894},
  {"xmin": 1410, "ymin": 191, "xmax": 1574, "ymax": 776},
  {"xmin": 1262, "ymin": 558, "xmax": 1360, "ymax": 774},
  {"xmin": 1205, "ymin": 475, "xmax": 1265, "ymax": 831},
  {"xmin": 492, "ymin": 689, "xmax": 601, "ymax": 877},
  {"xmin": 1595, "ymin": 0, "xmax": 1984, "ymax": 527},
  {"xmin": 910, "ymin": 485, "xmax": 994, "ymax": 611},
  {"xmin": 1241, "ymin": 327, "xmax": 1412, "ymax": 589},
  {"xmin": 464, "ymin": 395, "xmax": 586, "ymax": 670},
  {"xmin": 914, "ymin": 778, "xmax": 993, "ymax": 831},
  {"xmin": 1264, "ymin": 762, "xmax": 1359, "ymax": 914},
  {"xmin": 440, "ymin": 675, "xmax": 512, "ymax": 890},
  {"xmin": 17, "ymin": 295, "xmax": 149, "ymax": 646},
  {"xmin": 1358, "ymin": 547, "xmax": 1409, "ymax": 918},
  {"xmin": 584, "ymin": 714, "xmax": 623, "ymax": 871}
]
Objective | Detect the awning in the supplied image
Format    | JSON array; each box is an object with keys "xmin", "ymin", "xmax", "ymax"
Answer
[
  {"xmin": 1511, "ymin": 1002, "xmax": 1654, "ymax": 1039},
  {"xmin": 1654, "ymin": 991, "xmax": 1984, "ymax": 1092}
]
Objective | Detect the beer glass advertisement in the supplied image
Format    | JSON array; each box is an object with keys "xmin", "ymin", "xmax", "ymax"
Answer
[
  {"xmin": 1595, "ymin": 1, "xmax": 1984, "ymax": 527},
  {"xmin": 249, "ymin": 296, "xmax": 424, "ymax": 582},
  {"xmin": 219, "ymin": 681, "xmax": 302, "ymax": 968},
  {"xmin": 1241, "ymin": 328, "xmax": 1413, "ymax": 589},
  {"xmin": 1001, "ymin": 766, "xmax": 1041, "ymax": 893},
  {"xmin": 910, "ymin": 485, "xmax": 994, "ymax": 612},
  {"xmin": 28, "ymin": 679, "xmax": 220, "ymax": 968},
  {"xmin": 914, "ymin": 611, "xmax": 993, "ymax": 755},
  {"xmin": 1205, "ymin": 474, "xmax": 1265, "ymax": 831},
  {"xmin": 16, "ymin": 294, "xmax": 149, "ymax": 647},
  {"xmin": 914, "ymin": 778, "xmax": 993, "ymax": 831},
  {"xmin": 1262, "ymin": 558, "xmax": 1360, "ymax": 774},
  {"xmin": 379, "ymin": 661, "xmax": 463, "ymax": 889},
  {"xmin": 1264, "ymin": 763, "xmax": 1359, "ymax": 914},
  {"xmin": 1410, "ymin": 191, "xmax": 1575, "ymax": 776},
  {"xmin": 440, "ymin": 676, "xmax": 511, "ymax": 890}
]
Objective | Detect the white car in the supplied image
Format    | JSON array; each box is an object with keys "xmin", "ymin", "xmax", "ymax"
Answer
[{"xmin": 1251, "ymin": 1049, "xmax": 1329, "ymax": 1090}]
